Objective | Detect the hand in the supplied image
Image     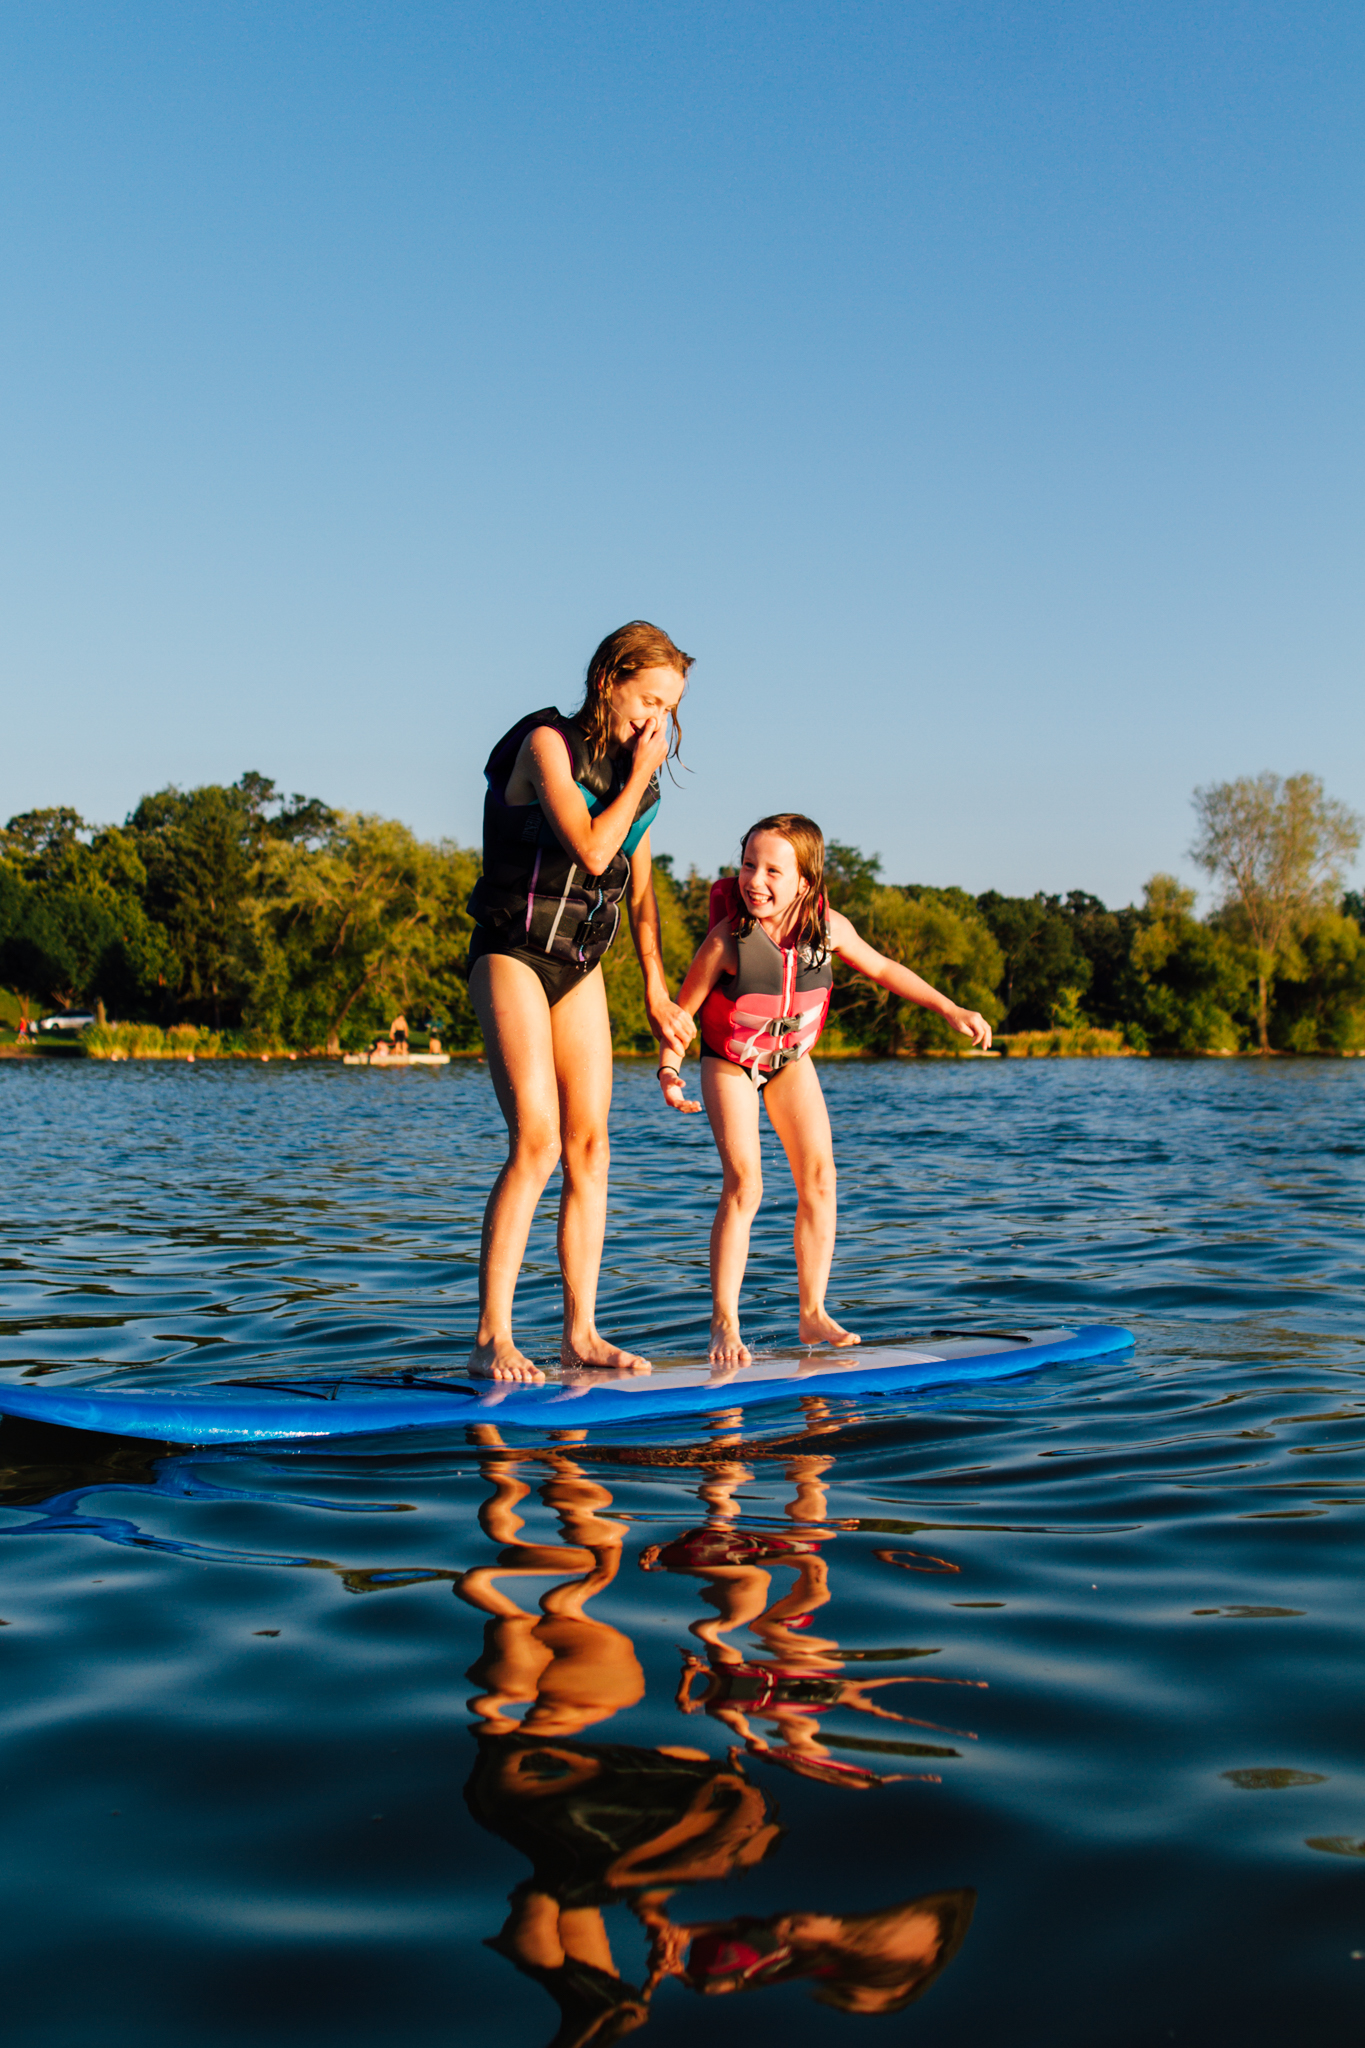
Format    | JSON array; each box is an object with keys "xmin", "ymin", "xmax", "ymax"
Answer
[
  {"xmin": 659, "ymin": 1067, "xmax": 702, "ymax": 1114},
  {"xmin": 649, "ymin": 997, "xmax": 696, "ymax": 1058},
  {"xmin": 645, "ymin": 1921, "xmax": 690, "ymax": 1981},
  {"xmin": 630, "ymin": 711, "xmax": 673, "ymax": 781},
  {"xmin": 951, "ymin": 1007, "xmax": 993, "ymax": 1050}
]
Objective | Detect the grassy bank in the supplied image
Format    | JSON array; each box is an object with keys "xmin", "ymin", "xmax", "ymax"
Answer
[
  {"xmin": 82, "ymin": 1023, "xmax": 301, "ymax": 1060},
  {"xmin": 996, "ymin": 1027, "xmax": 1139, "ymax": 1057}
]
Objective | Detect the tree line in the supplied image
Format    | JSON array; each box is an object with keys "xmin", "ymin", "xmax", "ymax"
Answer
[{"xmin": 0, "ymin": 771, "xmax": 1360, "ymax": 1056}]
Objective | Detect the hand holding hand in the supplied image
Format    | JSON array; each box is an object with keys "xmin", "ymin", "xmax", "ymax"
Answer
[
  {"xmin": 951, "ymin": 1007, "xmax": 993, "ymax": 1050},
  {"xmin": 650, "ymin": 998, "xmax": 696, "ymax": 1059}
]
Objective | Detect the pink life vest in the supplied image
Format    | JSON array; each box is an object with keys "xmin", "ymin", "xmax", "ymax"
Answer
[{"xmin": 699, "ymin": 876, "xmax": 834, "ymax": 1076}]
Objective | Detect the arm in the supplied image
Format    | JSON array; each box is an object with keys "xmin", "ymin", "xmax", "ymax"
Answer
[
  {"xmin": 657, "ymin": 924, "xmax": 733, "ymax": 1113},
  {"xmin": 829, "ymin": 910, "xmax": 993, "ymax": 1049},
  {"xmin": 523, "ymin": 716, "xmax": 670, "ymax": 877},
  {"xmin": 626, "ymin": 831, "xmax": 696, "ymax": 1059}
]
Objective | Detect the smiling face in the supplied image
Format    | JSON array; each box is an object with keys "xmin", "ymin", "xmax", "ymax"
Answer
[
  {"xmin": 604, "ymin": 665, "xmax": 687, "ymax": 753},
  {"xmin": 739, "ymin": 828, "xmax": 809, "ymax": 928}
]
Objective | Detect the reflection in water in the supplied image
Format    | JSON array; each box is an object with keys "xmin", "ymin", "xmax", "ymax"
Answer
[
  {"xmin": 458, "ymin": 1428, "xmax": 975, "ymax": 2042},
  {"xmin": 642, "ymin": 1453, "xmax": 984, "ymax": 1789}
]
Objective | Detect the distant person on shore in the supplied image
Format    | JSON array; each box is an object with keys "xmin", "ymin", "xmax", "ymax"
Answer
[
  {"xmin": 390, "ymin": 1014, "xmax": 409, "ymax": 1053},
  {"xmin": 658, "ymin": 814, "xmax": 991, "ymax": 1364},
  {"xmin": 465, "ymin": 621, "xmax": 695, "ymax": 1382}
]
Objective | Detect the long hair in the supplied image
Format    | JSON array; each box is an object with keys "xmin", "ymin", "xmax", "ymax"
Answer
[
  {"xmin": 576, "ymin": 620, "xmax": 693, "ymax": 763},
  {"xmin": 736, "ymin": 813, "xmax": 828, "ymax": 958}
]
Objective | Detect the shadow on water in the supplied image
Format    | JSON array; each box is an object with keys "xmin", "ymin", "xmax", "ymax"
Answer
[{"xmin": 0, "ymin": 1058, "xmax": 1362, "ymax": 2044}]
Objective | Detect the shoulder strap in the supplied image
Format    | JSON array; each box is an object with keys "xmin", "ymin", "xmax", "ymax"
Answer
[
  {"xmin": 482, "ymin": 706, "xmax": 564, "ymax": 786},
  {"xmin": 555, "ymin": 713, "xmax": 616, "ymax": 797}
]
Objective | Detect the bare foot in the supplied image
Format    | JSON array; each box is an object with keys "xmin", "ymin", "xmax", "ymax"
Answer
[
  {"xmin": 562, "ymin": 1332, "xmax": 652, "ymax": 1373},
  {"xmin": 799, "ymin": 1309, "xmax": 861, "ymax": 1349},
  {"xmin": 467, "ymin": 1337, "xmax": 546, "ymax": 1383},
  {"xmin": 709, "ymin": 1319, "xmax": 752, "ymax": 1366}
]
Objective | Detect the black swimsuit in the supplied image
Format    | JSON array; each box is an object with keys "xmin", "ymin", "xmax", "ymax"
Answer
[
  {"xmin": 466, "ymin": 922, "xmax": 593, "ymax": 1007},
  {"xmin": 465, "ymin": 708, "xmax": 660, "ymax": 1007}
]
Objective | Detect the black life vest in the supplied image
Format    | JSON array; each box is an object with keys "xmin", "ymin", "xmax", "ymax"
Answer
[
  {"xmin": 467, "ymin": 707, "xmax": 661, "ymax": 971},
  {"xmin": 699, "ymin": 876, "xmax": 834, "ymax": 1074}
]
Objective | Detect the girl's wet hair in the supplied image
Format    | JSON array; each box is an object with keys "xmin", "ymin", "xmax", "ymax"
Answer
[
  {"xmin": 577, "ymin": 620, "xmax": 693, "ymax": 762},
  {"xmin": 738, "ymin": 813, "xmax": 828, "ymax": 958}
]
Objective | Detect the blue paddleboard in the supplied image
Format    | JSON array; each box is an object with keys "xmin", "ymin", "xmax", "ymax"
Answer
[{"xmin": 0, "ymin": 1325, "xmax": 1133, "ymax": 1444}]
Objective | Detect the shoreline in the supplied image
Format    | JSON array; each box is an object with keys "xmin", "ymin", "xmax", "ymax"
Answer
[{"xmin": 4, "ymin": 1044, "xmax": 1360, "ymax": 1066}]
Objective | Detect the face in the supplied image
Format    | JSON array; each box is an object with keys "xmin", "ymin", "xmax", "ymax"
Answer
[
  {"xmin": 605, "ymin": 665, "xmax": 686, "ymax": 750},
  {"xmin": 740, "ymin": 829, "xmax": 808, "ymax": 924}
]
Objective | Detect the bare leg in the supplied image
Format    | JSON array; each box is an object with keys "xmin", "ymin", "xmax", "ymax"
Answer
[
  {"xmin": 549, "ymin": 968, "xmax": 650, "ymax": 1372},
  {"xmin": 700, "ymin": 1060, "xmax": 764, "ymax": 1364},
  {"xmin": 763, "ymin": 1058, "xmax": 859, "ymax": 1347},
  {"xmin": 467, "ymin": 954, "xmax": 560, "ymax": 1382}
]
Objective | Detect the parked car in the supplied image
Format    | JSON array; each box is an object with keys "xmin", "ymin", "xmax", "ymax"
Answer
[{"xmin": 38, "ymin": 1014, "xmax": 96, "ymax": 1034}]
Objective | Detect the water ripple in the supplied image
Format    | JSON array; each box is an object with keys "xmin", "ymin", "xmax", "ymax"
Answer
[{"xmin": 0, "ymin": 1058, "xmax": 1361, "ymax": 2045}]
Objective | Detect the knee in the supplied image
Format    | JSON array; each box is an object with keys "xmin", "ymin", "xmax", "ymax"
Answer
[
  {"xmin": 511, "ymin": 1118, "xmax": 562, "ymax": 1181},
  {"xmin": 723, "ymin": 1167, "xmax": 763, "ymax": 1215},
  {"xmin": 798, "ymin": 1158, "xmax": 837, "ymax": 1207},
  {"xmin": 561, "ymin": 1124, "xmax": 609, "ymax": 1187}
]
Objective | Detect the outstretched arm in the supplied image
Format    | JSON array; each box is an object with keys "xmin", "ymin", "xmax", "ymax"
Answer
[
  {"xmin": 657, "ymin": 924, "xmax": 732, "ymax": 1114},
  {"xmin": 829, "ymin": 910, "xmax": 993, "ymax": 1049}
]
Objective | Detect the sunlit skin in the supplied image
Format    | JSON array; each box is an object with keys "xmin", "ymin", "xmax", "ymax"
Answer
[
  {"xmin": 468, "ymin": 665, "xmax": 696, "ymax": 1383},
  {"xmin": 461, "ymin": 1431, "xmax": 774, "ymax": 2034},
  {"xmin": 660, "ymin": 827, "xmax": 992, "ymax": 1364},
  {"xmin": 639, "ymin": 1896, "xmax": 946, "ymax": 2011},
  {"xmin": 457, "ymin": 1445, "xmax": 645, "ymax": 1736},
  {"xmin": 462, "ymin": 1438, "xmax": 971, "ymax": 2031},
  {"xmin": 643, "ymin": 1457, "xmax": 984, "ymax": 1789}
]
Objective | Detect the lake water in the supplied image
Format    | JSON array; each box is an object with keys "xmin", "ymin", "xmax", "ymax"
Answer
[{"xmin": 0, "ymin": 1056, "xmax": 1362, "ymax": 2046}]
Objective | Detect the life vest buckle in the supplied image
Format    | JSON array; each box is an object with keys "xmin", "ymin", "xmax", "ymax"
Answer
[{"xmin": 768, "ymin": 1015, "xmax": 801, "ymax": 1036}]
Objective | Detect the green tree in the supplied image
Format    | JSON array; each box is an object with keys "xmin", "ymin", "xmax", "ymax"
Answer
[
  {"xmin": 128, "ymin": 774, "xmax": 332, "ymax": 1026},
  {"xmin": 1060, "ymin": 891, "xmax": 1144, "ymax": 1031},
  {"xmin": 824, "ymin": 842, "xmax": 882, "ymax": 919},
  {"xmin": 974, "ymin": 891, "xmax": 1092, "ymax": 1031},
  {"xmin": 1268, "ymin": 906, "xmax": 1365, "ymax": 1053},
  {"xmin": 830, "ymin": 882, "xmax": 1002, "ymax": 1054},
  {"xmin": 599, "ymin": 860, "xmax": 696, "ymax": 1053},
  {"xmin": 0, "ymin": 811, "xmax": 169, "ymax": 1013},
  {"xmin": 652, "ymin": 855, "xmax": 715, "ymax": 952},
  {"xmin": 1191, "ymin": 773, "xmax": 1362, "ymax": 1053},
  {"xmin": 246, "ymin": 814, "xmax": 479, "ymax": 1052},
  {"xmin": 1128, "ymin": 875, "xmax": 1245, "ymax": 1053}
]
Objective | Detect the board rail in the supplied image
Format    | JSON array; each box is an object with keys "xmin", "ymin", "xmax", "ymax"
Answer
[{"xmin": 0, "ymin": 1325, "xmax": 1135, "ymax": 1444}]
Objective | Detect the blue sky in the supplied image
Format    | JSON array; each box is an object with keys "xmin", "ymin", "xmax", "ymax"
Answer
[{"xmin": 2, "ymin": 1, "xmax": 1360, "ymax": 905}]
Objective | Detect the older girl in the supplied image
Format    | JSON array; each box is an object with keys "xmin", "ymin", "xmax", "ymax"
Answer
[
  {"xmin": 467, "ymin": 622, "xmax": 695, "ymax": 1382},
  {"xmin": 659, "ymin": 814, "xmax": 991, "ymax": 1364}
]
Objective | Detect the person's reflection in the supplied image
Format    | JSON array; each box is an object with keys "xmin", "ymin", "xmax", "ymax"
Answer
[
  {"xmin": 458, "ymin": 1432, "xmax": 644, "ymax": 1737},
  {"xmin": 459, "ymin": 1428, "xmax": 782, "ymax": 2044},
  {"xmin": 637, "ymin": 1886, "xmax": 975, "ymax": 2014},
  {"xmin": 458, "ymin": 1430, "xmax": 976, "ymax": 2043},
  {"xmin": 641, "ymin": 1455, "xmax": 983, "ymax": 1788},
  {"xmin": 466, "ymin": 1736, "xmax": 783, "ymax": 2046}
]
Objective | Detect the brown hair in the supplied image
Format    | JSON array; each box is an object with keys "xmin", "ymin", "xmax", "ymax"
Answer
[
  {"xmin": 738, "ymin": 813, "xmax": 828, "ymax": 958},
  {"xmin": 576, "ymin": 620, "xmax": 693, "ymax": 762},
  {"xmin": 805, "ymin": 1892, "xmax": 976, "ymax": 2015}
]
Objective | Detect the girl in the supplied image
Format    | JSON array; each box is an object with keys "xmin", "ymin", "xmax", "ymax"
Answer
[
  {"xmin": 466, "ymin": 621, "xmax": 696, "ymax": 1383},
  {"xmin": 659, "ymin": 814, "xmax": 991, "ymax": 1364}
]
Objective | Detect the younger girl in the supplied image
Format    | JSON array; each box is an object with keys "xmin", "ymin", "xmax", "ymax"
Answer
[{"xmin": 659, "ymin": 815, "xmax": 992, "ymax": 1363}]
